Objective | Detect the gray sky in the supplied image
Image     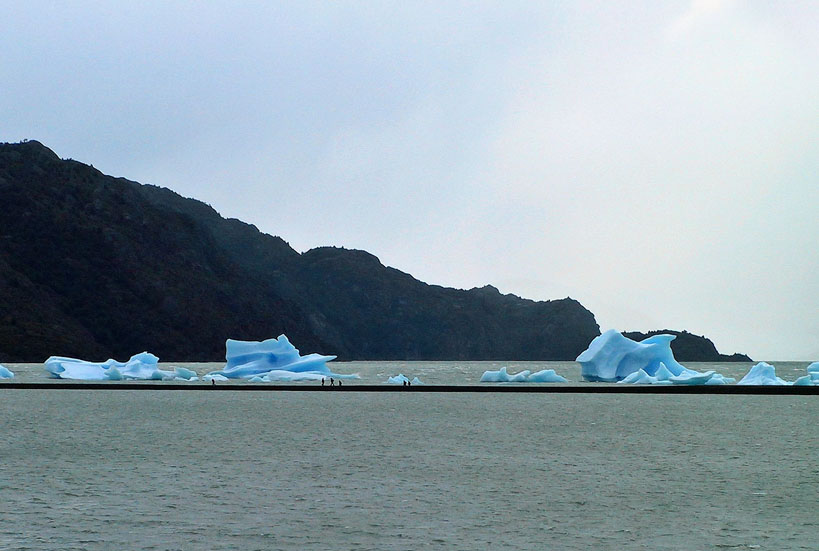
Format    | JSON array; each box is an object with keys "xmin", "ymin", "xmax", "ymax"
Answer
[{"xmin": 2, "ymin": 1, "xmax": 816, "ymax": 360}]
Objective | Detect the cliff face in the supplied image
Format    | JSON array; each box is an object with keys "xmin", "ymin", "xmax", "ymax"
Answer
[{"xmin": 0, "ymin": 141, "xmax": 600, "ymax": 361}]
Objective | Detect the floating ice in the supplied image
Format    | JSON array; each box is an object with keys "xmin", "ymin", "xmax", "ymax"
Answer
[
  {"xmin": 480, "ymin": 367, "xmax": 567, "ymax": 383},
  {"xmin": 616, "ymin": 362, "xmax": 735, "ymax": 385},
  {"xmin": 737, "ymin": 362, "xmax": 790, "ymax": 385},
  {"xmin": 577, "ymin": 330, "xmax": 689, "ymax": 382},
  {"xmin": 793, "ymin": 362, "xmax": 819, "ymax": 386},
  {"xmin": 0, "ymin": 365, "xmax": 14, "ymax": 379},
  {"xmin": 387, "ymin": 374, "xmax": 424, "ymax": 385},
  {"xmin": 44, "ymin": 352, "xmax": 184, "ymax": 380},
  {"xmin": 205, "ymin": 335, "xmax": 355, "ymax": 381}
]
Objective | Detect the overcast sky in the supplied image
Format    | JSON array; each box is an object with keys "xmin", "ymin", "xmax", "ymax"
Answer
[{"xmin": 2, "ymin": 1, "xmax": 816, "ymax": 360}]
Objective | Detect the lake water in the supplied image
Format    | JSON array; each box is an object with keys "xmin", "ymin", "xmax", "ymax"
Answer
[{"xmin": 1, "ymin": 361, "xmax": 817, "ymax": 550}]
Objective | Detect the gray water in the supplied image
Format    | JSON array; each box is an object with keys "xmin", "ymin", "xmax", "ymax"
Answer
[{"xmin": 1, "ymin": 383, "xmax": 817, "ymax": 550}]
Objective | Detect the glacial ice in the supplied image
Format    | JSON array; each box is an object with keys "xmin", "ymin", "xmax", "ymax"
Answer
[
  {"xmin": 795, "ymin": 362, "xmax": 819, "ymax": 386},
  {"xmin": 580, "ymin": 329, "xmax": 736, "ymax": 385},
  {"xmin": 205, "ymin": 334, "xmax": 356, "ymax": 381},
  {"xmin": 577, "ymin": 330, "xmax": 688, "ymax": 382},
  {"xmin": 616, "ymin": 363, "xmax": 735, "ymax": 385},
  {"xmin": 44, "ymin": 352, "xmax": 195, "ymax": 380},
  {"xmin": 737, "ymin": 362, "xmax": 790, "ymax": 385},
  {"xmin": 387, "ymin": 374, "xmax": 424, "ymax": 385},
  {"xmin": 0, "ymin": 365, "xmax": 14, "ymax": 379},
  {"xmin": 479, "ymin": 367, "xmax": 567, "ymax": 383}
]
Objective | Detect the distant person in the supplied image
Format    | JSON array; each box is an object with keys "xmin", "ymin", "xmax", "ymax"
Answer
[
  {"xmin": 211, "ymin": 378, "xmax": 215, "ymax": 386},
  {"xmin": 338, "ymin": 380, "xmax": 342, "ymax": 387},
  {"xmin": 322, "ymin": 378, "xmax": 325, "ymax": 386},
  {"xmin": 408, "ymin": 380, "xmax": 412, "ymax": 387},
  {"xmin": 403, "ymin": 380, "xmax": 407, "ymax": 386},
  {"xmin": 330, "ymin": 378, "xmax": 335, "ymax": 386}
]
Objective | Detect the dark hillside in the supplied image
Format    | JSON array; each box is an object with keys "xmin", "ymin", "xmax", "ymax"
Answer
[{"xmin": 0, "ymin": 140, "xmax": 600, "ymax": 361}]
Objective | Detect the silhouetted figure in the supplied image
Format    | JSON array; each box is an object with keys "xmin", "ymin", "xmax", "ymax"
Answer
[
  {"xmin": 403, "ymin": 380, "xmax": 407, "ymax": 386},
  {"xmin": 330, "ymin": 378, "xmax": 335, "ymax": 386},
  {"xmin": 211, "ymin": 379, "xmax": 215, "ymax": 386},
  {"xmin": 408, "ymin": 380, "xmax": 412, "ymax": 387},
  {"xmin": 338, "ymin": 380, "xmax": 342, "ymax": 387},
  {"xmin": 322, "ymin": 378, "xmax": 325, "ymax": 386}
]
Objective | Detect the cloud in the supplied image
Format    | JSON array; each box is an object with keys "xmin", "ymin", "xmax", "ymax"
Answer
[{"xmin": 667, "ymin": 0, "xmax": 737, "ymax": 38}]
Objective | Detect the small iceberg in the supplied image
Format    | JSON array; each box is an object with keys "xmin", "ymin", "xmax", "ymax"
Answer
[
  {"xmin": 387, "ymin": 374, "xmax": 424, "ymax": 385},
  {"xmin": 44, "ymin": 352, "xmax": 187, "ymax": 380},
  {"xmin": 617, "ymin": 362, "xmax": 735, "ymax": 385},
  {"xmin": 0, "ymin": 365, "xmax": 14, "ymax": 379},
  {"xmin": 737, "ymin": 362, "xmax": 790, "ymax": 385},
  {"xmin": 480, "ymin": 367, "xmax": 567, "ymax": 383},
  {"xmin": 794, "ymin": 362, "xmax": 819, "ymax": 386},
  {"xmin": 205, "ymin": 334, "xmax": 356, "ymax": 381}
]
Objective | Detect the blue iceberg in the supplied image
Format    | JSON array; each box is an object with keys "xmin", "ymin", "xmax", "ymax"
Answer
[
  {"xmin": 44, "ymin": 352, "xmax": 196, "ymax": 380},
  {"xmin": 387, "ymin": 374, "xmax": 424, "ymax": 385},
  {"xmin": 794, "ymin": 362, "xmax": 819, "ymax": 386},
  {"xmin": 737, "ymin": 362, "xmax": 790, "ymax": 385},
  {"xmin": 618, "ymin": 364, "xmax": 735, "ymax": 385},
  {"xmin": 579, "ymin": 329, "xmax": 734, "ymax": 384},
  {"xmin": 577, "ymin": 330, "xmax": 688, "ymax": 382},
  {"xmin": 205, "ymin": 334, "xmax": 355, "ymax": 381},
  {"xmin": 0, "ymin": 365, "xmax": 14, "ymax": 379},
  {"xmin": 480, "ymin": 367, "xmax": 567, "ymax": 383}
]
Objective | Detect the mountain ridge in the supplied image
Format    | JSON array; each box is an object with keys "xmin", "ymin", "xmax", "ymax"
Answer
[{"xmin": 0, "ymin": 140, "xmax": 749, "ymax": 363}]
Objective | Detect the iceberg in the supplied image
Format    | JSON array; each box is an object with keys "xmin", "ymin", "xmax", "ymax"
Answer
[
  {"xmin": 0, "ymin": 365, "xmax": 14, "ymax": 379},
  {"xmin": 737, "ymin": 362, "xmax": 790, "ymax": 385},
  {"xmin": 582, "ymin": 330, "xmax": 736, "ymax": 385},
  {"xmin": 792, "ymin": 362, "xmax": 819, "ymax": 386},
  {"xmin": 44, "ymin": 352, "xmax": 185, "ymax": 380},
  {"xmin": 616, "ymin": 363, "xmax": 735, "ymax": 385},
  {"xmin": 479, "ymin": 367, "xmax": 567, "ymax": 383},
  {"xmin": 387, "ymin": 374, "xmax": 424, "ymax": 385},
  {"xmin": 577, "ymin": 329, "xmax": 688, "ymax": 382},
  {"xmin": 205, "ymin": 334, "xmax": 355, "ymax": 381}
]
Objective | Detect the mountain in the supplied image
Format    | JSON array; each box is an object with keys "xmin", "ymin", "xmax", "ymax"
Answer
[
  {"xmin": 0, "ymin": 140, "xmax": 601, "ymax": 362},
  {"xmin": 622, "ymin": 330, "xmax": 752, "ymax": 362}
]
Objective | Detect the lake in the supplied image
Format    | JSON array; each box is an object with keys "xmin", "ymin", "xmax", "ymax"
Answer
[{"xmin": 1, "ymin": 361, "xmax": 817, "ymax": 550}]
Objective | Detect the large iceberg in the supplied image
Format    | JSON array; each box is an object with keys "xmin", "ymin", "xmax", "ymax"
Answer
[
  {"xmin": 0, "ymin": 365, "xmax": 14, "ymax": 379},
  {"xmin": 737, "ymin": 362, "xmax": 790, "ymax": 385},
  {"xmin": 480, "ymin": 367, "xmax": 567, "ymax": 383},
  {"xmin": 577, "ymin": 330, "xmax": 688, "ymax": 382},
  {"xmin": 205, "ymin": 334, "xmax": 355, "ymax": 381},
  {"xmin": 578, "ymin": 329, "xmax": 734, "ymax": 384},
  {"xmin": 44, "ymin": 352, "xmax": 197, "ymax": 380}
]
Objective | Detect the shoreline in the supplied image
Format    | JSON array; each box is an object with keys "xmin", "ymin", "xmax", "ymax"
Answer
[{"xmin": 1, "ymin": 382, "xmax": 816, "ymax": 394}]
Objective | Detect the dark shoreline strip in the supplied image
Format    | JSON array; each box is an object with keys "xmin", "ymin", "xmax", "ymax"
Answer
[{"xmin": 0, "ymin": 383, "xmax": 817, "ymax": 394}]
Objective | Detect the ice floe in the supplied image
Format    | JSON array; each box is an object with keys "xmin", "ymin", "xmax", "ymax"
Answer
[
  {"xmin": 0, "ymin": 365, "xmax": 14, "ymax": 379},
  {"xmin": 480, "ymin": 367, "xmax": 567, "ymax": 383}
]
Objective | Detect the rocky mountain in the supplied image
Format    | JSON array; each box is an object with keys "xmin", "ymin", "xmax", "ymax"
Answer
[
  {"xmin": 622, "ymin": 330, "xmax": 752, "ymax": 362},
  {"xmin": 0, "ymin": 140, "xmax": 601, "ymax": 362}
]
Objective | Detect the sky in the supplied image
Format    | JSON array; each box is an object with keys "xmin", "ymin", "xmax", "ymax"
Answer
[{"xmin": 1, "ymin": 1, "xmax": 816, "ymax": 360}]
